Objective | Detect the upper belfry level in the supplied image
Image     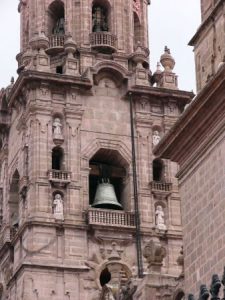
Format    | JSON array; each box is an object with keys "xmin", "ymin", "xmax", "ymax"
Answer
[
  {"xmin": 18, "ymin": 0, "xmax": 150, "ymax": 55},
  {"xmin": 189, "ymin": 0, "xmax": 224, "ymax": 92}
]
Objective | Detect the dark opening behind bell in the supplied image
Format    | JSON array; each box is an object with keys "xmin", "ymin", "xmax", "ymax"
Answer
[{"xmin": 92, "ymin": 179, "xmax": 122, "ymax": 210}]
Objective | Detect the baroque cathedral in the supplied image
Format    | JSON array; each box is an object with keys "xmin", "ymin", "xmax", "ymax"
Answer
[{"xmin": 0, "ymin": 0, "xmax": 196, "ymax": 299}]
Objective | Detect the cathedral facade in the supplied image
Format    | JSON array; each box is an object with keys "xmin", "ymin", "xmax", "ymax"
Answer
[{"xmin": 0, "ymin": 0, "xmax": 193, "ymax": 299}]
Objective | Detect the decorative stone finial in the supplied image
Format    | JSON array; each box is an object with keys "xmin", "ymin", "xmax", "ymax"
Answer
[
  {"xmin": 152, "ymin": 62, "xmax": 162, "ymax": 86},
  {"xmin": 160, "ymin": 46, "xmax": 175, "ymax": 72},
  {"xmin": 64, "ymin": 33, "xmax": 77, "ymax": 57},
  {"xmin": 143, "ymin": 239, "xmax": 166, "ymax": 272},
  {"xmin": 29, "ymin": 31, "xmax": 49, "ymax": 51}
]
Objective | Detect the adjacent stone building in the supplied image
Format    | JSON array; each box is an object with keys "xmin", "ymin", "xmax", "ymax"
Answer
[
  {"xmin": 155, "ymin": 0, "xmax": 225, "ymax": 297},
  {"xmin": 0, "ymin": 0, "xmax": 193, "ymax": 299}
]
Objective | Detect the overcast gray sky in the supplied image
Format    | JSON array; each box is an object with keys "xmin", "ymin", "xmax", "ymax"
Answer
[{"xmin": 0, "ymin": 0, "xmax": 200, "ymax": 92}]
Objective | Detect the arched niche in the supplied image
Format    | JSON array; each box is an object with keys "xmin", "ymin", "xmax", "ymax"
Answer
[
  {"xmin": 133, "ymin": 12, "xmax": 142, "ymax": 49},
  {"xmin": 9, "ymin": 170, "xmax": 20, "ymax": 227},
  {"xmin": 152, "ymin": 158, "xmax": 165, "ymax": 182},
  {"xmin": 92, "ymin": 0, "xmax": 111, "ymax": 32},
  {"xmin": 89, "ymin": 148, "xmax": 130, "ymax": 210},
  {"xmin": 47, "ymin": 0, "xmax": 65, "ymax": 36}
]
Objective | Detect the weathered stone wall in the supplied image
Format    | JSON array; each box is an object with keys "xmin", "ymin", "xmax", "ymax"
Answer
[
  {"xmin": 180, "ymin": 135, "xmax": 225, "ymax": 295},
  {"xmin": 193, "ymin": 1, "xmax": 224, "ymax": 92}
]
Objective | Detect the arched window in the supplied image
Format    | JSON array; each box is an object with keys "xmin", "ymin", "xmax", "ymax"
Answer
[
  {"xmin": 9, "ymin": 170, "xmax": 20, "ymax": 228},
  {"xmin": 153, "ymin": 159, "xmax": 164, "ymax": 182},
  {"xmin": 52, "ymin": 147, "xmax": 64, "ymax": 170},
  {"xmin": 92, "ymin": 2, "xmax": 109, "ymax": 32},
  {"xmin": 48, "ymin": 0, "xmax": 65, "ymax": 36},
  {"xmin": 133, "ymin": 12, "xmax": 142, "ymax": 49}
]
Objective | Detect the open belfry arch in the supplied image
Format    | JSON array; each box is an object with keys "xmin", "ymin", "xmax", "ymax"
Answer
[{"xmin": 0, "ymin": 0, "xmax": 193, "ymax": 299}]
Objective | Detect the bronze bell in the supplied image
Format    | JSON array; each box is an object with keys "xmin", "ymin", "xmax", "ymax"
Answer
[{"xmin": 92, "ymin": 179, "xmax": 122, "ymax": 210}]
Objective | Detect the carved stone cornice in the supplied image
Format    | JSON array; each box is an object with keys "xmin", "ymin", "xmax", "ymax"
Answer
[{"xmin": 8, "ymin": 70, "xmax": 92, "ymax": 108}]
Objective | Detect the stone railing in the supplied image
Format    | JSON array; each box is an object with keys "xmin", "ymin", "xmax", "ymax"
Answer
[
  {"xmin": 48, "ymin": 34, "xmax": 65, "ymax": 48},
  {"xmin": 150, "ymin": 181, "xmax": 172, "ymax": 192},
  {"xmin": 87, "ymin": 208, "xmax": 135, "ymax": 228},
  {"xmin": 90, "ymin": 32, "xmax": 117, "ymax": 52},
  {"xmin": 48, "ymin": 170, "xmax": 71, "ymax": 184}
]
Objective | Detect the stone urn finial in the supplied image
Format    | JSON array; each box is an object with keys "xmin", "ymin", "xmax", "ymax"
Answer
[
  {"xmin": 64, "ymin": 33, "xmax": 77, "ymax": 58},
  {"xmin": 29, "ymin": 31, "xmax": 49, "ymax": 52},
  {"xmin": 160, "ymin": 46, "xmax": 175, "ymax": 71}
]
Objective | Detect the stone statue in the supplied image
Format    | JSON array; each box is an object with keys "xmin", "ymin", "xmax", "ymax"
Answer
[
  {"xmin": 53, "ymin": 118, "xmax": 63, "ymax": 137},
  {"xmin": 53, "ymin": 194, "xmax": 64, "ymax": 220},
  {"xmin": 155, "ymin": 205, "xmax": 167, "ymax": 230},
  {"xmin": 152, "ymin": 130, "xmax": 161, "ymax": 146}
]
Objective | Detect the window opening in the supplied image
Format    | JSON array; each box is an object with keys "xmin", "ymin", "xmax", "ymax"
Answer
[
  {"xmin": 92, "ymin": 5, "xmax": 108, "ymax": 32},
  {"xmin": 52, "ymin": 147, "xmax": 63, "ymax": 170},
  {"xmin": 153, "ymin": 159, "xmax": 164, "ymax": 182}
]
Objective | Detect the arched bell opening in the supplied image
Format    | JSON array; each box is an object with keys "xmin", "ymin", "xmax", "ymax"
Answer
[
  {"xmin": 52, "ymin": 146, "xmax": 64, "ymax": 171},
  {"xmin": 9, "ymin": 170, "xmax": 20, "ymax": 228},
  {"xmin": 89, "ymin": 149, "xmax": 129, "ymax": 210},
  {"xmin": 152, "ymin": 158, "xmax": 165, "ymax": 182},
  {"xmin": 92, "ymin": 0, "xmax": 111, "ymax": 32},
  {"xmin": 133, "ymin": 12, "xmax": 142, "ymax": 50},
  {"xmin": 47, "ymin": 0, "xmax": 65, "ymax": 36}
]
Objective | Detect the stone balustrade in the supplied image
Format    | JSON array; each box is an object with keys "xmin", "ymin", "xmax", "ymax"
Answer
[
  {"xmin": 48, "ymin": 170, "xmax": 71, "ymax": 184},
  {"xmin": 87, "ymin": 208, "xmax": 135, "ymax": 228},
  {"xmin": 49, "ymin": 34, "xmax": 65, "ymax": 48},
  {"xmin": 150, "ymin": 181, "xmax": 172, "ymax": 192},
  {"xmin": 90, "ymin": 32, "xmax": 117, "ymax": 52}
]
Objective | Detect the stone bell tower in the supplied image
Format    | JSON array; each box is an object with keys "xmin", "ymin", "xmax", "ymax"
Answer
[
  {"xmin": 189, "ymin": 0, "xmax": 225, "ymax": 92},
  {"xmin": 0, "ymin": 0, "xmax": 193, "ymax": 299}
]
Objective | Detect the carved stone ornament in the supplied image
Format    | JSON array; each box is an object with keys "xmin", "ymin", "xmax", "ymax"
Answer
[
  {"xmin": 152, "ymin": 130, "xmax": 161, "ymax": 146},
  {"xmin": 53, "ymin": 117, "xmax": 64, "ymax": 145},
  {"xmin": 53, "ymin": 193, "xmax": 64, "ymax": 220},
  {"xmin": 155, "ymin": 205, "xmax": 167, "ymax": 230},
  {"xmin": 143, "ymin": 240, "xmax": 166, "ymax": 269}
]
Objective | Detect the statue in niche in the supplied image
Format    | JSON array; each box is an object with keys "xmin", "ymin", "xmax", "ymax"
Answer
[
  {"xmin": 53, "ymin": 194, "xmax": 64, "ymax": 220},
  {"xmin": 155, "ymin": 205, "xmax": 167, "ymax": 230},
  {"xmin": 53, "ymin": 118, "xmax": 63, "ymax": 138},
  {"xmin": 152, "ymin": 130, "xmax": 161, "ymax": 146}
]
